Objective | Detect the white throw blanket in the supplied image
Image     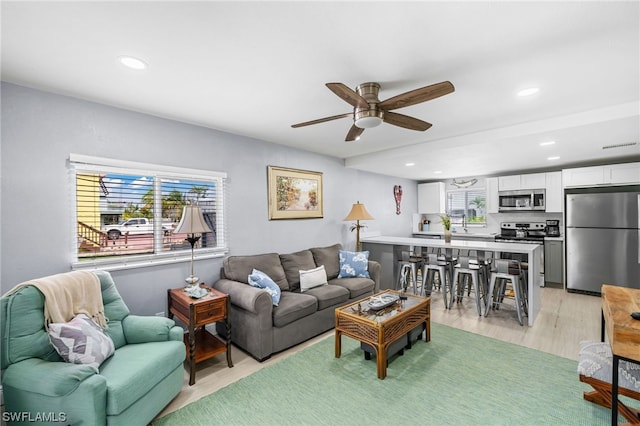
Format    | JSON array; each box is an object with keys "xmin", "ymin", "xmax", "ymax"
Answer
[{"xmin": 3, "ymin": 271, "xmax": 107, "ymax": 329}]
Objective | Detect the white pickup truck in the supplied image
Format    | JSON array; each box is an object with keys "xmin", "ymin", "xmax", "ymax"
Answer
[{"xmin": 102, "ymin": 218, "xmax": 174, "ymax": 240}]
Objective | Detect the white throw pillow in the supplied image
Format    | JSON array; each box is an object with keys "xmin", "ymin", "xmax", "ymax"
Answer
[{"xmin": 299, "ymin": 265, "xmax": 328, "ymax": 292}]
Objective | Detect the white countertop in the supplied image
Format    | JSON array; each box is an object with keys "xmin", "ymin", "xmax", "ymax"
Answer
[
  {"xmin": 413, "ymin": 231, "xmax": 497, "ymax": 239},
  {"xmin": 362, "ymin": 235, "xmax": 541, "ymax": 254}
]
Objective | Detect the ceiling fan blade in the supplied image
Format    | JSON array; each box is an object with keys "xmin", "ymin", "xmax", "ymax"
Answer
[
  {"xmin": 383, "ymin": 111, "xmax": 432, "ymax": 131},
  {"xmin": 291, "ymin": 113, "xmax": 352, "ymax": 128},
  {"xmin": 345, "ymin": 125, "xmax": 365, "ymax": 142},
  {"xmin": 326, "ymin": 83, "xmax": 369, "ymax": 109},
  {"xmin": 378, "ymin": 81, "xmax": 455, "ymax": 111}
]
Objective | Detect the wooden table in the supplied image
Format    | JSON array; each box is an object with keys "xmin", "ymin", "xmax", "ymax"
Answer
[
  {"xmin": 601, "ymin": 284, "xmax": 640, "ymax": 425},
  {"xmin": 168, "ymin": 286, "xmax": 233, "ymax": 385},
  {"xmin": 334, "ymin": 290, "xmax": 430, "ymax": 379}
]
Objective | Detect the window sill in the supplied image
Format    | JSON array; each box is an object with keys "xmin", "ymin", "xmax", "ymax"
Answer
[{"xmin": 72, "ymin": 248, "xmax": 228, "ymax": 273}]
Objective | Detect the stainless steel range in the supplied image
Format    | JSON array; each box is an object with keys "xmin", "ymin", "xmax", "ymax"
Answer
[
  {"xmin": 494, "ymin": 222, "xmax": 546, "ymax": 273},
  {"xmin": 494, "ymin": 222, "xmax": 546, "ymax": 244}
]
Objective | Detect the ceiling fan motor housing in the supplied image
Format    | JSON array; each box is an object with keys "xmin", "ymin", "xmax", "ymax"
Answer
[{"xmin": 354, "ymin": 82, "xmax": 383, "ymax": 128}]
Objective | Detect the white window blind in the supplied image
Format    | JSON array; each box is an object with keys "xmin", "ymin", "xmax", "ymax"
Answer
[
  {"xmin": 446, "ymin": 188, "xmax": 487, "ymax": 226},
  {"xmin": 70, "ymin": 154, "xmax": 227, "ymax": 270}
]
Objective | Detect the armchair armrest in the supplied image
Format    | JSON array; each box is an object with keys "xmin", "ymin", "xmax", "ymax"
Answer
[
  {"xmin": 3, "ymin": 357, "xmax": 104, "ymax": 397},
  {"xmin": 122, "ymin": 315, "xmax": 182, "ymax": 344},
  {"xmin": 213, "ymin": 279, "xmax": 273, "ymax": 315}
]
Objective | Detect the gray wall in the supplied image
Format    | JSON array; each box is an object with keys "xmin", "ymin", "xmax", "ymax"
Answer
[{"xmin": 1, "ymin": 83, "xmax": 417, "ymax": 315}]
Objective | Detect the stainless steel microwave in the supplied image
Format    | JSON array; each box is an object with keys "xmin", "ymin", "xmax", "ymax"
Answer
[{"xmin": 498, "ymin": 189, "xmax": 546, "ymax": 212}]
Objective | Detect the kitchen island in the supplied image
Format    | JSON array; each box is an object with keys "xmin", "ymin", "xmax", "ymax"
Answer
[{"xmin": 361, "ymin": 235, "xmax": 543, "ymax": 326}]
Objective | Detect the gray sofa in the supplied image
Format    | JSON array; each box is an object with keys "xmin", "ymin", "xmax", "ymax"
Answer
[{"xmin": 213, "ymin": 243, "xmax": 380, "ymax": 361}]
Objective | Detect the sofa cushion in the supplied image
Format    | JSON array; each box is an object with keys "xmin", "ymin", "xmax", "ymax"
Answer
[
  {"xmin": 48, "ymin": 313, "xmax": 115, "ymax": 372},
  {"xmin": 299, "ymin": 265, "xmax": 328, "ymax": 292},
  {"xmin": 303, "ymin": 284, "xmax": 350, "ymax": 310},
  {"xmin": 329, "ymin": 277, "xmax": 374, "ymax": 299},
  {"xmin": 248, "ymin": 269, "xmax": 282, "ymax": 306},
  {"xmin": 338, "ymin": 250, "xmax": 370, "ymax": 278},
  {"xmin": 279, "ymin": 249, "xmax": 316, "ymax": 291},
  {"xmin": 99, "ymin": 340, "xmax": 185, "ymax": 416},
  {"xmin": 272, "ymin": 292, "xmax": 317, "ymax": 328},
  {"xmin": 224, "ymin": 253, "xmax": 289, "ymax": 291},
  {"xmin": 310, "ymin": 243, "xmax": 342, "ymax": 280}
]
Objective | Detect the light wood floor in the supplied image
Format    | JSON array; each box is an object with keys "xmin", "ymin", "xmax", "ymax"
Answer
[{"xmin": 156, "ymin": 286, "xmax": 602, "ymax": 419}]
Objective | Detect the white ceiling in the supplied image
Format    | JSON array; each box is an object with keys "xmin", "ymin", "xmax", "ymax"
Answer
[{"xmin": 2, "ymin": 1, "xmax": 639, "ymax": 181}]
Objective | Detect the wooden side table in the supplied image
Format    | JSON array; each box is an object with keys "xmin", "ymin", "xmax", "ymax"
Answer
[
  {"xmin": 168, "ymin": 286, "xmax": 233, "ymax": 385},
  {"xmin": 600, "ymin": 284, "xmax": 640, "ymax": 425}
]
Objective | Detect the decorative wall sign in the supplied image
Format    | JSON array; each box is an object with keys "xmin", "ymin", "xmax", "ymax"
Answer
[
  {"xmin": 267, "ymin": 166, "xmax": 323, "ymax": 220},
  {"xmin": 394, "ymin": 185, "xmax": 403, "ymax": 215},
  {"xmin": 451, "ymin": 178, "xmax": 478, "ymax": 188}
]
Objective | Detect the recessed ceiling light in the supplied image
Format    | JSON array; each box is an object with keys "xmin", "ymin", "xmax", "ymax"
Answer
[
  {"xmin": 405, "ymin": 162, "xmax": 415, "ymax": 167},
  {"xmin": 547, "ymin": 156, "xmax": 560, "ymax": 161},
  {"xmin": 434, "ymin": 170, "xmax": 442, "ymax": 174},
  {"xmin": 118, "ymin": 55, "xmax": 147, "ymax": 70},
  {"xmin": 539, "ymin": 141, "xmax": 556, "ymax": 146},
  {"xmin": 517, "ymin": 87, "xmax": 539, "ymax": 97}
]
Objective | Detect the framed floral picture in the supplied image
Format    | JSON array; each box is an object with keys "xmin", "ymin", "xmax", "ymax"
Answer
[{"xmin": 267, "ymin": 166, "xmax": 323, "ymax": 220}]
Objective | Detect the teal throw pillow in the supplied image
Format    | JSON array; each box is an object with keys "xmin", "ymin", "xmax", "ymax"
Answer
[
  {"xmin": 248, "ymin": 269, "xmax": 281, "ymax": 306},
  {"xmin": 338, "ymin": 250, "xmax": 370, "ymax": 278}
]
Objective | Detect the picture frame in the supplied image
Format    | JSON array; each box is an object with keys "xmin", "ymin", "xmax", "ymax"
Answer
[{"xmin": 267, "ymin": 166, "xmax": 323, "ymax": 220}]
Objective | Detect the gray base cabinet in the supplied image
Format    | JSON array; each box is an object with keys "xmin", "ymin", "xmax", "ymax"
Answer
[{"xmin": 544, "ymin": 240, "xmax": 564, "ymax": 285}]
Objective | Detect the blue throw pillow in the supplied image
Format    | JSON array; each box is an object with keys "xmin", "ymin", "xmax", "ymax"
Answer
[
  {"xmin": 248, "ymin": 269, "xmax": 281, "ymax": 306},
  {"xmin": 338, "ymin": 250, "xmax": 370, "ymax": 278}
]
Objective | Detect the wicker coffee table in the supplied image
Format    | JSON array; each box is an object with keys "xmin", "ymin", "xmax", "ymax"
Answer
[{"xmin": 334, "ymin": 290, "xmax": 430, "ymax": 379}]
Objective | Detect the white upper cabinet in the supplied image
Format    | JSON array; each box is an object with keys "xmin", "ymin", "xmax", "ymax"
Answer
[
  {"xmin": 562, "ymin": 165, "xmax": 606, "ymax": 187},
  {"xmin": 562, "ymin": 162, "xmax": 640, "ymax": 188},
  {"xmin": 545, "ymin": 171, "xmax": 563, "ymax": 213},
  {"xmin": 520, "ymin": 173, "xmax": 546, "ymax": 190},
  {"xmin": 418, "ymin": 182, "xmax": 445, "ymax": 214},
  {"xmin": 498, "ymin": 173, "xmax": 546, "ymax": 191},
  {"xmin": 609, "ymin": 163, "xmax": 640, "ymax": 185},
  {"xmin": 497, "ymin": 175, "xmax": 521, "ymax": 191},
  {"xmin": 485, "ymin": 177, "xmax": 499, "ymax": 214}
]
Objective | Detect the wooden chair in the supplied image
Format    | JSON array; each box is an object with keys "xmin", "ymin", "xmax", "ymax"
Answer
[{"xmin": 578, "ymin": 341, "xmax": 640, "ymax": 424}]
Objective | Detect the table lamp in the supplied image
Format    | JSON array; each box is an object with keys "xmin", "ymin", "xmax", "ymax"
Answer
[
  {"xmin": 344, "ymin": 201, "xmax": 374, "ymax": 251},
  {"xmin": 174, "ymin": 205, "xmax": 212, "ymax": 286}
]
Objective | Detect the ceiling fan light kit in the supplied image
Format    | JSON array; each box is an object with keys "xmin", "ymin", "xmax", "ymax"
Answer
[{"xmin": 292, "ymin": 80, "xmax": 454, "ymax": 141}]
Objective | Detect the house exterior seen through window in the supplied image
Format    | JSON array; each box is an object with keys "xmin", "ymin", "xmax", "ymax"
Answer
[{"xmin": 71, "ymin": 155, "xmax": 226, "ymax": 269}]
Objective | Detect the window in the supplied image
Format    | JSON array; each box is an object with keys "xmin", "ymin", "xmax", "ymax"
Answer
[
  {"xmin": 71, "ymin": 154, "xmax": 227, "ymax": 270},
  {"xmin": 446, "ymin": 188, "xmax": 486, "ymax": 227}
]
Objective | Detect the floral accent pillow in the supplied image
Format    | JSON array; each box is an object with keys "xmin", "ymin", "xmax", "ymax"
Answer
[
  {"xmin": 338, "ymin": 250, "xmax": 370, "ymax": 278},
  {"xmin": 48, "ymin": 313, "xmax": 115, "ymax": 372},
  {"xmin": 248, "ymin": 269, "xmax": 282, "ymax": 306}
]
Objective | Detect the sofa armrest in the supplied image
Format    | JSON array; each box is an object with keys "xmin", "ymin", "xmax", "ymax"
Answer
[
  {"xmin": 3, "ymin": 357, "xmax": 104, "ymax": 397},
  {"xmin": 123, "ymin": 315, "xmax": 182, "ymax": 344},
  {"xmin": 213, "ymin": 278, "xmax": 273, "ymax": 315},
  {"xmin": 368, "ymin": 260, "xmax": 382, "ymax": 292}
]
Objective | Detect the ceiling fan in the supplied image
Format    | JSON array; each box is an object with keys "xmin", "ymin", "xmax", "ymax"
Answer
[{"xmin": 291, "ymin": 81, "xmax": 455, "ymax": 141}]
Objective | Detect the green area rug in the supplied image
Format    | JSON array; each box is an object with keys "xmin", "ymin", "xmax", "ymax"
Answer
[{"xmin": 153, "ymin": 323, "xmax": 632, "ymax": 425}]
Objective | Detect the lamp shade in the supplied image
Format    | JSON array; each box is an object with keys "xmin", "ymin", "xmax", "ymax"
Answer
[
  {"xmin": 174, "ymin": 205, "xmax": 212, "ymax": 235},
  {"xmin": 343, "ymin": 202, "xmax": 374, "ymax": 221}
]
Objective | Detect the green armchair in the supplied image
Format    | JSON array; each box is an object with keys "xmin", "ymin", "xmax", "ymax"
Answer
[{"xmin": 1, "ymin": 271, "xmax": 185, "ymax": 425}]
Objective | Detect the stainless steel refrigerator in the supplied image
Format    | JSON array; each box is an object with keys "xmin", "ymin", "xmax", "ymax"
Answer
[{"xmin": 566, "ymin": 190, "xmax": 640, "ymax": 293}]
